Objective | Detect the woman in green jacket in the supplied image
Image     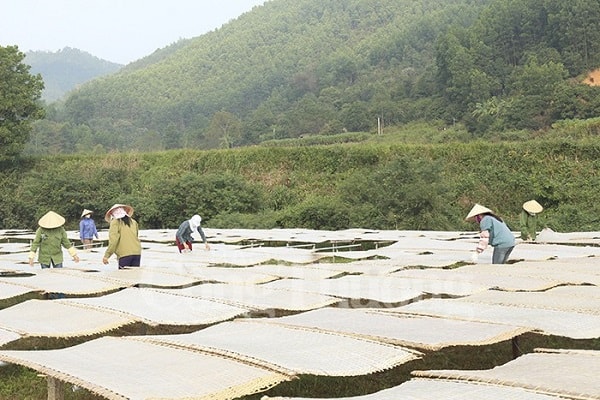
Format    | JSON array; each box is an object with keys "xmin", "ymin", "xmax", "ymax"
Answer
[
  {"xmin": 102, "ymin": 204, "xmax": 142, "ymax": 269},
  {"xmin": 520, "ymin": 200, "xmax": 543, "ymax": 241},
  {"xmin": 28, "ymin": 211, "xmax": 79, "ymax": 268}
]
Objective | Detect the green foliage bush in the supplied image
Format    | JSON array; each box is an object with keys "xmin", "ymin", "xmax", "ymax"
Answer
[
  {"xmin": 261, "ymin": 132, "xmax": 372, "ymax": 147},
  {"xmin": 2, "ymin": 130, "xmax": 600, "ymax": 233},
  {"xmin": 279, "ymin": 195, "xmax": 351, "ymax": 230},
  {"xmin": 549, "ymin": 117, "xmax": 600, "ymax": 139},
  {"xmin": 209, "ymin": 210, "xmax": 283, "ymax": 229}
]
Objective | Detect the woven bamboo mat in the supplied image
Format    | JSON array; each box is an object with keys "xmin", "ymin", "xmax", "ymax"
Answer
[
  {"xmin": 263, "ymin": 272, "xmax": 485, "ymax": 301},
  {"xmin": 0, "ymin": 326, "xmax": 22, "ymax": 347},
  {"xmin": 256, "ymin": 307, "xmax": 530, "ymax": 351},
  {"xmin": 413, "ymin": 348, "xmax": 600, "ymax": 399},
  {"xmin": 158, "ymin": 283, "xmax": 341, "ymax": 312},
  {"xmin": 230, "ymin": 246, "xmax": 324, "ymax": 265},
  {"xmin": 462, "ymin": 286, "xmax": 600, "ymax": 315},
  {"xmin": 147, "ymin": 243, "xmax": 324, "ymax": 266},
  {"xmin": 392, "ymin": 267, "xmax": 563, "ymax": 292},
  {"xmin": 371, "ymin": 275, "xmax": 486, "ymax": 296},
  {"xmin": 153, "ymin": 227, "xmax": 600, "ymax": 247},
  {"xmin": 309, "ymin": 236, "xmax": 480, "ymax": 268},
  {"xmin": 139, "ymin": 319, "xmax": 420, "ymax": 376},
  {"xmin": 318, "ymin": 248, "xmax": 474, "ymax": 269},
  {"xmin": 337, "ymin": 273, "xmax": 486, "ymax": 297},
  {"xmin": 262, "ymin": 377, "xmax": 565, "ymax": 399},
  {"xmin": 77, "ymin": 266, "xmax": 204, "ymax": 288},
  {"xmin": 451, "ymin": 259, "xmax": 600, "ymax": 289},
  {"xmin": 0, "ymin": 269, "xmax": 125, "ymax": 295},
  {"xmin": 0, "ymin": 280, "xmax": 36, "ymax": 300},
  {"xmin": 154, "ymin": 264, "xmax": 281, "ymax": 284},
  {"xmin": 62, "ymin": 287, "xmax": 250, "ymax": 326},
  {"xmin": 137, "ymin": 228, "xmax": 600, "ymax": 266},
  {"xmin": 511, "ymin": 241, "xmax": 600, "ymax": 260},
  {"xmin": 457, "ymin": 262, "xmax": 600, "ymax": 286},
  {"xmin": 0, "ymin": 241, "xmax": 30, "ymax": 254},
  {"xmin": 535, "ymin": 228, "xmax": 600, "ymax": 245},
  {"xmin": 549, "ymin": 284, "xmax": 600, "ymax": 298},
  {"xmin": 0, "ymin": 299, "xmax": 134, "ymax": 337},
  {"xmin": 392, "ymin": 298, "xmax": 600, "ymax": 339},
  {"xmin": 245, "ymin": 264, "xmax": 345, "ymax": 280},
  {"xmin": 0, "ymin": 336, "xmax": 291, "ymax": 400},
  {"xmin": 296, "ymin": 259, "xmax": 405, "ymax": 276},
  {"xmin": 262, "ymin": 276, "xmax": 424, "ymax": 304},
  {"xmin": 0, "ymin": 261, "xmax": 27, "ymax": 274},
  {"xmin": 195, "ymin": 228, "xmax": 464, "ymax": 244},
  {"xmin": 378, "ymin": 250, "xmax": 474, "ymax": 268}
]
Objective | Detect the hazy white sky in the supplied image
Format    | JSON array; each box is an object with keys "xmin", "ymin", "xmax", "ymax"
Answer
[{"xmin": 1, "ymin": 0, "xmax": 266, "ymax": 64}]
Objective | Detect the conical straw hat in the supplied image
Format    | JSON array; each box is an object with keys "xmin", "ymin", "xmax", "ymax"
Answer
[
  {"xmin": 81, "ymin": 209, "xmax": 94, "ymax": 218},
  {"xmin": 105, "ymin": 204, "xmax": 134, "ymax": 222},
  {"xmin": 465, "ymin": 204, "xmax": 493, "ymax": 220},
  {"xmin": 523, "ymin": 200, "xmax": 543, "ymax": 213},
  {"xmin": 38, "ymin": 211, "xmax": 66, "ymax": 229}
]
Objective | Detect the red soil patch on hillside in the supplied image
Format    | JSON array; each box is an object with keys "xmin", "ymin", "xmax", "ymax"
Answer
[{"xmin": 583, "ymin": 69, "xmax": 600, "ymax": 86}]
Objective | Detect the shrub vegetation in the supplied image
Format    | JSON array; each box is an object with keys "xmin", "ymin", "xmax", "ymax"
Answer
[{"xmin": 2, "ymin": 120, "xmax": 599, "ymax": 233}]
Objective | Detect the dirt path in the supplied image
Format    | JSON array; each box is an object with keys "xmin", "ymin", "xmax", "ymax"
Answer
[{"xmin": 583, "ymin": 68, "xmax": 600, "ymax": 86}]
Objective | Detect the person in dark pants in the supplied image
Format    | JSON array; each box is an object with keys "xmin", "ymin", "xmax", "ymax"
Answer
[
  {"xmin": 175, "ymin": 214, "xmax": 210, "ymax": 253},
  {"xmin": 102, "ymin": 204, "xmax": 141, "ymax": 268},
  {"xmin": 466, "ymin": 204, "xmax": 516, "ymax": 264},
  {"xmin": 79, "ymin": 208, "xmax": 99, "ymax": 250}
]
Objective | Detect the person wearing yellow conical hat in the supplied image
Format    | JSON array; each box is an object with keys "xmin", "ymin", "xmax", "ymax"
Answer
[
  {"xmin": 79, "ymin": 209, "xmax": 99, "ymax": 250},
  {"xmin": 520, "ymin": 200, "xmax": 543, "ymax": 241},
  {"xmin": 28, "ymin": 211, "xmax": 79, "ymax": 268},
  {"xmin": 465, "ymin": 204, "xmax": 516, "ymax": 264},
  {"xmin": 102, "ymin": 204, "xmax": 141, "ymax": 269}
]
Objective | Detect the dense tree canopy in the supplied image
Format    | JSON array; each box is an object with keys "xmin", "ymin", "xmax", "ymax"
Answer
[
  {"xmin": 436, "ymin": 0, "xmax": 600, "ymax": 133},
  {"xmin": 28, "ymin": 0, "xmax": 600, "ymax": 154},
  {"xmin": 0, "ymin": 45, "xmax": 45, "ymax": 164}
]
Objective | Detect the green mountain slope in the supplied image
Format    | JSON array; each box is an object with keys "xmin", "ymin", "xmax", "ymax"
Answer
[
  {"xmin": 26, "ymin": 47, "xmax": 122, "ymax": 102},
  {"xmin": 41, "ymin": 0, "xmax": 600, "ymax": 154},
  {"xmin": 56, "ymin": 0, "xmax": 491, "ymax": 147}
]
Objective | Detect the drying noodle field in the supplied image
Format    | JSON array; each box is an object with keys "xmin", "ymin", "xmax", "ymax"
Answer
[{"xmin": 0, "ymin": 227, "xmax": 599, "ymax": 399}]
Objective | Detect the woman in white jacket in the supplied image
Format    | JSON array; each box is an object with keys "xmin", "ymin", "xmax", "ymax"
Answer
[{"xmin": 175, "ymin": 214, "xmax": 210, "ymax": 253}]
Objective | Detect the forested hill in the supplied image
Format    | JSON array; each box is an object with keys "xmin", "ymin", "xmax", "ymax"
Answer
[
  {"xmin": 37, "ymin": 0, "xmax": 600, "ymax": 154},
  {"xmin": 26, "ymin": 47, "xmax": 122, "ymax": 102}
]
